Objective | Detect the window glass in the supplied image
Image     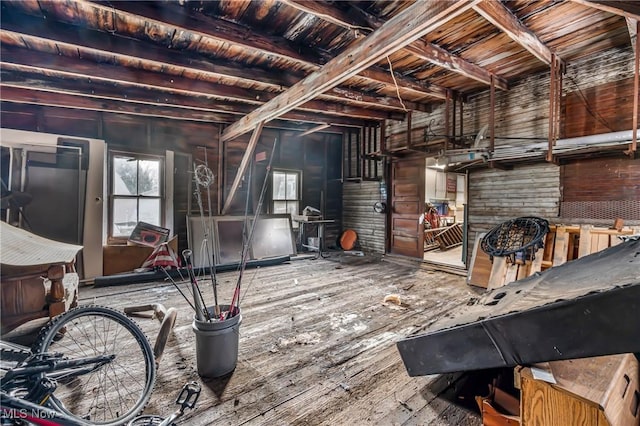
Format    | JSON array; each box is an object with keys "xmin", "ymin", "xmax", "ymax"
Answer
[
  {"xmin": 273, "ymin": 201, "xmax": 288, "ymax": 214},
  {"xmin": 109, "ymin": 152, "xmax": 163, "ymax": 240},
  {"xmin": 113, "ymin": 157, "xmax": 137, "ymax": 196},
  {"xmin": 139, "ymin": 198, "xmax": 161, "ymax": 225},
  {"xmin": 139, "ymin": 159, "xmax": 160, "ymax": 196},
  {"xmin": 286, "ymin": 173, "xmax": 297, "ymax": 199},
  {"xmin": 113, "ymin": 198, "xmax": 138, "ymax": 237},
  {"xmin": 273, "ymin": 171, "xmax": 286, "ymax": 200}
]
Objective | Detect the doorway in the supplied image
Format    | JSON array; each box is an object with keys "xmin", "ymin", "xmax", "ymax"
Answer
[{"xmin": 422, "ymin": 159, "xmax": 466, "ymax": 270}]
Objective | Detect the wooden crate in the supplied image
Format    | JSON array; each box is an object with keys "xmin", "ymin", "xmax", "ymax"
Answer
[
  {"xmin": 103, "ymin": 236, "xmax": 178, "ymax": 276},
  {"xmin": 519, "ymin": 354, "xmax": 639, "ymax": 426}
]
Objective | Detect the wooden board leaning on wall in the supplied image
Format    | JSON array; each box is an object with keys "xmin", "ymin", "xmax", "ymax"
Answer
[{"xmin": 468, "ymin": 224, "xmax": 640, "ymax": 290}]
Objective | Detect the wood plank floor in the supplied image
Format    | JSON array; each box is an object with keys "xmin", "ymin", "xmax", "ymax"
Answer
[{"xmin": 81, "ymin": 255, "xmax": 483, "ymax": 425}]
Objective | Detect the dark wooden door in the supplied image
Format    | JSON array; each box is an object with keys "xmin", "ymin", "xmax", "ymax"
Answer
[{"xmin": 390, "ymin": 157, "xmax": 425, "ymax": 258}]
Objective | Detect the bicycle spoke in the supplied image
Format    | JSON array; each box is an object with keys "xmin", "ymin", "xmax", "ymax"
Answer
[{"xmin": 28, "ymin": 306, "xmax": 156, "ymax": 425}]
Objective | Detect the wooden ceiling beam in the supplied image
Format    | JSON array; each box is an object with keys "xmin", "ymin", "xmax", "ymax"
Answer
[
  {"xmin": 0, "ymin": 85, "xmax": 237, "ymax": 123},
  {"xmin": 0, "ymin": 85, "xmax": 369, "ymax": 128},
  {"xmin": 221, "ymin": 0, "xmax": 479, "ymax": 142},
  {"xmin": 568, "ymin": 0, "xmax": 640, "ymax": 21},
  {"xmin": 473, "ymin": 0, "xmax": 555, "ymax": 65},
  {"xmin": 283, "ymin": 0, "xmax": 508, "ymax": 90},
  {"xmin": 0, "ymin": 69, "xmax": 404, "ymax": 122},
  {"xmin": 82, "ymin": 0, "xmax": 328, "ymax": 68},
  {"xmin": 0, "ymin": 14, "xmax": 422, "ymax": 113}
]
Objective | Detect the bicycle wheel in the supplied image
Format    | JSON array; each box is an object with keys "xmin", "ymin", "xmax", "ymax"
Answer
[{"xmin": 32, "ymin": 305, "xmax": 156, "ymax": 426}]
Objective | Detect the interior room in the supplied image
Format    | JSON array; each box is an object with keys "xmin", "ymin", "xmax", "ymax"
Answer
[{"xmin": 1, "ymin": 1, "xmax": 639, "ymax": 425}]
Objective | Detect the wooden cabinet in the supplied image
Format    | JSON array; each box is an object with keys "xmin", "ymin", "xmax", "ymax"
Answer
[{"xmin": 518, "ymin": 354, "xmax": 639, "ymax": 426}]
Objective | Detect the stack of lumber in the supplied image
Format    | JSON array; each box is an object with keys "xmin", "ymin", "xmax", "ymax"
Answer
[{"xmin": 468, "ymin": 223, "xmax": 640, "ymax": 289}]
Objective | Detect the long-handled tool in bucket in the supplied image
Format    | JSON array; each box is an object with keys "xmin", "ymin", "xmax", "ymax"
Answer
[
  {"xmin": 227, "ymin": 138, "xmax": 277, "ymax": 319},
  {"xmin": 193, "ymin": 155, "xmax": 221, "ymax": 320},
  {"xmin": 182, "ymin": 249, "xmax": 210, "ymax": 322}
]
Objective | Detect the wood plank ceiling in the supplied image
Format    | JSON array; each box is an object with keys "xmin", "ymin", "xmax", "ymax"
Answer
[{"xmin": 0, "ymin": 0, "xmax": 637, "ymax": 137}]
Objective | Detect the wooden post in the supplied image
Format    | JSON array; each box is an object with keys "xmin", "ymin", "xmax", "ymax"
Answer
[
  {"xmin": 444, "ymin": 91, "xmax": 450, "ymax": 153},
  {"xmin": 547, "ymin": 54, "xmax": 557, "ymax": 162},
  {"xmin": 459, "ymin": 94, "xmax": 464, "ymax": 143},
  {"xmin": 631, "ymin": 20, "xmax": 639, "ymax": 155},
  {"xmin": 452, "ymin": 96, "xmax": 457, "ymax": 142},
  {"xmin": 489, "ymin": 75, "xmax": 495, "ymax": 157},
  {"xmin": 217, "ymin": 126, "xmax": 224, "ymax": 214},
  {"xmin": 360, "ymin": 126, "xmax": 365, "ymax": 178},
  {"xmin": 47, "ymin": 264, "xmax": 67, "ymax": 317},
  {"xmin": 406, "ymin": 110, "xmax": 413, "ymax": 148}
]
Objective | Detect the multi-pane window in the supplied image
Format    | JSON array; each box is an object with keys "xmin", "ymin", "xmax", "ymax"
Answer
[
  {"xmin": 110, "ymin": 152, "xmax": 163, "ymax": 239},
  {"xmin": 272, "ymin": 170, "xmax": 300, "ymax": 218}
]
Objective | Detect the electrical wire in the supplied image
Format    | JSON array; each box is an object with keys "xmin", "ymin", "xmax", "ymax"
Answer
[
  {"xmin": 566, "ymin": 75, "xmax": 614, "ymax": 132},
  {"xmin": 386, "ymin": 56, "xmax": 408, "ymax": 112}
]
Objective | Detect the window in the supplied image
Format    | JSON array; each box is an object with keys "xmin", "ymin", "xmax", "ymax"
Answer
[
  {"xmin": 109, "ymin": 152, "xmax": 163, "ymax": 240},
  {"xmin": 272, "ymin": 169, "xmax": 300, "ymax": 219}
]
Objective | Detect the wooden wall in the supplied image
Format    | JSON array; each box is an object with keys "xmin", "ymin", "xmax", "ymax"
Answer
[
  {"xmin": 467, "ymin": 163, "xmax": 560, "ymax": 264},
  {"xmin": 1, "ymin": 104, "xmax": 342, "ymax": 262},
  {"xmin": 0, "ymin": 103, "xmax": 221, "ymax": 253},
  {"xmin": 564, "ymin": 77, "xmax": 638, "ymax": 137},
  {"xmin": 202, "ymin": 127, "xmax": 348, "ymax": 254},
  {"xmin": 383, "ymin": 45, "xmax": 635, "ymax": 264},
  {"xmin": 385, "ymin": 45, "xmax": 636, "ymax": 154},
  {"xmin": 342, "ymin": 181, "xmax": 386, "ymax": 253}
]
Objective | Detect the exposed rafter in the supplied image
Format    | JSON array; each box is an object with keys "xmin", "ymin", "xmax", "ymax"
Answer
[
  {"xmin": 0, "ymin": 71, "xmax": 384, "ymax": 126},
  {"xmin": 0, "ymin": 18, "xmax": 420, "ymax": 114},
  {"xmin": 0, "ymin": 85, "xmax": 369, "ymax": 128},
  {"xmin": 282, "ymin": 0, "xmax": 508, "ymax": 90},
  {"xmin": 4, "ymin": 0, "xmax": 446, "ymax": 103},
  {"xmin": 221, "ymin": 0, "xmax": 479, "ymax": 142},
  {"xmin": 0, "ymin": 65, "xmax": 404, "ymax": 122},
  {"xmin": 0, "ymin": 46, "xmax": 415, "ymax": 116},
  {"xmin": 473, "ymin": 0, "xmax": 556, "ymax": 65},
  {"xmin": 568, "ymin": 0, "xmax": 640, "ymax": 21}
]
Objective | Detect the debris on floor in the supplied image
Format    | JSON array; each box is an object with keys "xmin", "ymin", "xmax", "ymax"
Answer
[{"xmin": 276, "ymin": 332, "xmax": 322, "ymax": 348}]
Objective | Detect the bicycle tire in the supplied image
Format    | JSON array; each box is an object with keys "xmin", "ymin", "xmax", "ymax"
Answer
[{"xmin": 32, "ymin": 305, "xmax": 156, "ymax": 426}]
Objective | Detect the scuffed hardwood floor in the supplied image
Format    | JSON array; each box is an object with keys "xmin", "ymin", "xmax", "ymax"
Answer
[{"xmin": 81, "ymin": 254, "xmax": 483, "ymax": 425}]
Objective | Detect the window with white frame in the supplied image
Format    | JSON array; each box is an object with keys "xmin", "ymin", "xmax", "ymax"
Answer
[
  {"xmin": 272, "ymin": 169, "xmax": 300, "ymax": 219},
  {"xmin": 109, "ymin": 151, "xmax": 163, "ymax": 239}
]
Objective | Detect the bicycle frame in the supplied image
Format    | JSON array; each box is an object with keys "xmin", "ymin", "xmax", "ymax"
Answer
[
  {"xmin": 1, "ymin": 351, "xmax": 115, "ymax": 425},
  {"xmin": 1, "ymin": 391, "xmax": 88, "ymax": 426}
]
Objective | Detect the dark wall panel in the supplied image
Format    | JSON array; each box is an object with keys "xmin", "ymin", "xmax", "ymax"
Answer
[
  {"xmin": 560, "ymin": 157, "xmax": 640, "ymax": 222},
  {"xmin": 564, "ymin": 77, "xmax": 638, "ymax": 138}
]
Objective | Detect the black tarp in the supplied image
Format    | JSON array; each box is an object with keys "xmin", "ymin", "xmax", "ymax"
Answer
[{"xmin": 397, "ymin": 239, "xmax": 640, "ymax": 376}]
